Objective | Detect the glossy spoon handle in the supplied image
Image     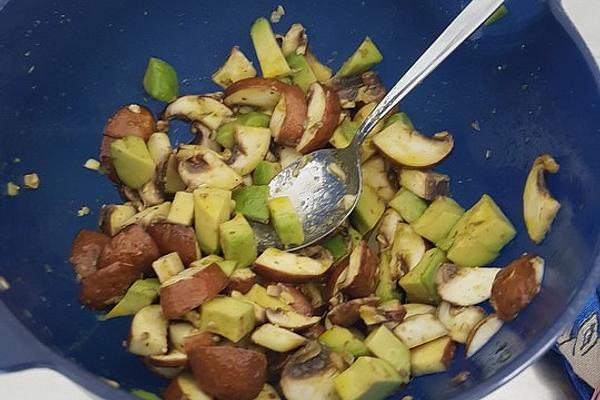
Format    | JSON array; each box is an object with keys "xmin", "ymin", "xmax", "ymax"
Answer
[{"xmin": 351, "ymin": 0, "xmax": 505, "ymax": 146}]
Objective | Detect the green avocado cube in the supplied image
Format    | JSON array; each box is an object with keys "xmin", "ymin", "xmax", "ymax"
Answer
[
  {"xmin": 336, "ymin": 37, "xmax": 383, "ymax": 78},
  {"xmin": 193, "ymin": 187, "xmax": 232, "ymax": 254},
  {"xmin": 321, "ymin": 234, "xmax": 348, "ymax": 261},
  {"xmin": 166, "ymin": 191, "xmax": 195, "ymax": 226},
  {"xmin": 164, "ymin": 154, "xmax": 187, "ymax": 194},
  {"xmin": 333, "ymin": 356, "xmax": 403, "ymax": 400},
  {"xmin": 412, "ymin": 196, "xmax": 464, "ymax": 245},
  {"xmin": 364, "ymin": 326, "xmax": 411, "ymax": 382},
  {"xmin": 268, "ymin": 197, "xmax": 304, "ymax": 246},
  {"xmin": 319, "ymin": 326, "xmax": 371, "ymax": 357},
  {"xmin": 389, "ymin": 188, "xmax": 428, "ymax": 224},
  {"xmin": 447, "ymin": 234, "xmax": 499, "ymax": 267},
  {"xmin": 200, "ymin": 296, "xmax": 255, "ymax": 342},
  {"xmin": 399, "ymin": 248, "xmax": 447, "ymax": 305},
  {"xmin": 250, "ymin": 18, "xmax": 291, "ymax": 78},
  {"xmin": 243, "ymin": 284, "xmax": 292, "ymax": 311},
  {"xmin": 330, "ymin": 118, "xmax": 359, "ymax": 149},
  {"xmin": 104, "ymin": 279, "xmax": 160, "ymax": 319},
  {"xmin": 233, "ymin": 185, "xmax": 270, "ymax": 224},
  {"xmin": 219, "ymin": 213, "xmax": 257, "ymax": 269},
  {"xmin": 110, "ymin": 136, "xmax": 156, "ymax": 189},
  {"xmin": 286, "ymin": 53, "xmax": 318, "ymax": 92},
  {"xmin": 216, "ymin": 112, "xmax": 270, "ymax": 149},
  {"xmin": 375, "ymin": 250, "xmax": 401, "ymax": 301},
  {"xmin": 252, "ymin": 161, "xmax": 282, "ymax": 185},
  {"xmin": 350, "ymin": 184, "xmax": 386, "ymax": 235},
  {"xmin": 143, "ymin": 57, "xmax": 178, "ymax": 102}
]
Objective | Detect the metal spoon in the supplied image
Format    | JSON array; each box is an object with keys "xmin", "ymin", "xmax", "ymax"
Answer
[{"xmin": 252, "ymin": 0, "xmax": 505, "ymax": 251}]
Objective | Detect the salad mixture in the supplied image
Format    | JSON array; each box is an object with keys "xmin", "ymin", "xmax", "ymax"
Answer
[{"xmin": 69, "ymin": 14, "xmax": 560, "ymax": 400}]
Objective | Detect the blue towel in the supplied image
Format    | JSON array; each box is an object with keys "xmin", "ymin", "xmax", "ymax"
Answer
[{"xmin": 556, "ymin": 289, "xmax": 600, "ymax": 399}]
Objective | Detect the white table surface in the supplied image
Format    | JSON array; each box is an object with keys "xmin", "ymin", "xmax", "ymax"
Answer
[{"xmin": 1, "ymin": 0, "xmax": 599, "ymax": 399}]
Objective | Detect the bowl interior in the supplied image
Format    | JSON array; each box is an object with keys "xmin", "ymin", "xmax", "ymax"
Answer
[{"xmin": 1, "ymin": 0, "xmax": 600, "ymax": 399}]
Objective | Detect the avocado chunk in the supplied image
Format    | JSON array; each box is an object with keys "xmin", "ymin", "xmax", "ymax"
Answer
[
  {"xmin": 319, "ymin": 326, "xmax": 370, "ymax": 357},
  {"xmin": 104, "ymin": 279, "xmax": 160, "ymax": 319},
  {"xmin": 333, "ymin": 356, "xmax": 403, "ymax": 400},
  {"xmin": 336, "ymin": 37, "xmax": 383, "ymax": 78},
  {"xmin": 216, "ymin": 112, "xmax": 271, "ymax": 149},
  {"xmin": 364, "ymin": 326, "xmax": 411, "ymax": 381},
  {"xmin": 193, "ymin": 187, "xmax": 233, "ymax": 254},
  {"xmin": 212, "ymin": 46, "xmax": 257, "ymax": 88},
  {"xmin": 350, "ymin": 184, "xmax": 386, "ymax": 235},
  {"xmin": 321, "ymin": 234, "xmax": 348, "ymax": 261},
  {"xmin": 200, "ymin": 296, "xmax": 255, "ymax": 342},
  {"xmin": 243, "ymin": 284, "xmax": 292, "ymax": 311},
  {"xmin": 375, "ymin": 250, "xmax": 401, "ymax": 301},
  {"xmin": 384, "ymin": 112, "xmax": 414, "ymax": 130},
  {"xmin": 164, "ymin": 154, "xmax": 187, "ymax": 194},
  {"xmin": 143, "ymin": 57, "xmax": 178, "ymax": 102},
  {"xmin": 101, "ymin": 203, "xmax": 137, "ymax": 236},
  {"xmin": 152, "ymin": 252, "xmax": 185, "ymax": 283},
  {"xmin": 388, "ymin": 188, "xmax": 427, "ymax": 224},
  {"xmin": 110, "ymin": 136, "xmax": 156, "ymax": 189},
  {"xmin": 399, "ymin": 248, "xmax": 447, "ymax": 305},
  {"xmin": 219, "ymin": 213, "xmax": 257, "ymax": 268},
  {"xmin": 286, "ymin": 53, "xmax": 318, "ymax": 92},
  {"xmin": 306, "ymin": 50, "xmax": 333, "ymax": 82},
  {"xmin": 250, "ymin": 17, "xmax": 291, "ymax": 78},
  {"xmin": 399, "ymin": 169, "xmax": 449, "ymax": 201},
  {"xmin": 189, "ymin": 254, "xmax": 236, "ymax": 277},
  {"xmin": 447, "ymin": 236, "xmax": 499, "ymax": 268},
  {"xmin": 233, "ymin": 185, "xmax": 270, "ymax": 224},
  {"xmin": 268, "ymin": 197, "xmax": 304, "ymax": 246},
  {"xmin": 146, "ymin": 132, "xmax": 172, "ymax": 164},
  {"xmin": 166, "ymin": 191, "xmax": 195, "ymax": 226},
  {"xmin": 252, "ymin": 160, "xmax": 282, "ymax": 185},
  {"xmin": 412, "ymin": 196, "xmax": 464, "ymax": 245},
  {"xmin": 330, "ymin": 118, "xmax": 358, "ymax": 149}
]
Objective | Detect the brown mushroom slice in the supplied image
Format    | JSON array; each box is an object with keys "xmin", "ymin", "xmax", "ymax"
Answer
[
  {"xmin": 148, "ymin": 350, "xmax": 188, "ymax": 368},
  {"xmin": 296, "ymin": 82, "xmax": 341, "ymax": 154},
  {"xmin": 269, "ymin": 85, "xmax": 308, "ymax": 145},
  {"xmin": 336, "ymin": 240, "xmax": 379, "ymax": 298},
  {"xmin": 280, "ymin": 342, "xmax": 344, "ymax": 400},
  {"xmin": 355, "ymin": 71, "xmax": 387, "ymax": 105},
  {"xmin": 281, "ymin": 23, "xmax": 308, "ymax": 56},
  {"xmin": 359, "ymin": 300, "xmax": 406, "ymax": 326},
  {"xmin": 255, "ymin": 384, "xmax": 281, "ymax": 400},
  {"xmin": 163, "ymin": 95, "xmax": 233, "ymax": 130},
  {"xmin": 226, "ymin": 268, "xmax": 257, "ymax": 294},
  {"xmin": 79, "ymin": 261, "xmax": 141, "ymax": 309},
  {"xmin": 121, "ymin": 202, "xmax": 171, "ymax": 229},
  {"xmin": 465, "ymin": 314, "xmax": 503, "ymax": 358},
  {"xmin": 177, "ymin": 146, "xmax": 242, "ymax": 190},
  {"xmin": 99, "ymin": 135, "xmax": 119, "ymax": 182},
  {"xmin": 147, "ymin": 222, "xmax": 200, "ymax": 266},
  {"xmin": 327, "ymin": 297, "xmax": 379, "ymax": 327},
  {"xmin": 392, "ymin": 313, "xmax": 449, "ymax": 348},
  {"xmin": 97, "ymin": 224, "xmax": 160, "ymax": 272},
  {"xmin": 251, "ymin": 323, "xmax": 307, "ymax": 352},
  {"xmin": 389, "ymin": 223, "xmax": 426, "ymax": 277},
  {"xmin": 103, "ymin": 104, "xmax": 156, "ymax": 140},
  {"xmin": 168, "ymin": 322, "xmax": 198, "ymax": 353},
  {"xmin": 490, "ymin": 254, "xmax": 544, "ymax": 321},
  {"xmin": 362, "ymin": 156, "xmax": 397, "ymax": 203},
  {"xmin": 69, "ymin": 230, "xmax": 111, "ymax": 279},
  {"xmin": 230, "ymin": 290, "xmax": 267, "ymax": 324},
  {"xmin": 373, "ymin": 121, "xmax": 454, "ymax": 167},
  {"xmin": 436, "ymin": 301, "xmax": 486, "ymax": 344},
  {"xmin": 410, "ymin": 336, "xmax": 456, "ymax": 377},
  {"xmin": 266, "ymin": 309, "xmax": 321, "ymax": 330},
  {"xmin": 212, "ymin": 46, "xmax": 257, "ymax": 89},
  {"xmin": 523, "ymin": 154, "xmax": 561, "ymax": 243},
  {"xmin": 376, "ymin": 208, "xmax": 402, "ymax": 250},
  {"xmin": 127, "ymin": 305, "xmax": 169, "ymax": 356},
  {"xmin": 138, "ymin": 175, "xmax": 166, "ymax": 207},
  {"xmin": 228, "ymin": 126, "xmax": 271, "ymax": 175},
  {"xmin": 273, "ymin": 283, "xmax": 314, "ymax": 316},
  {"xmin": 164, "ymin": 372, "xmax": 212, "ymax": 400},
  {"xmin": 436, "ymin": 264, "xmax": 502, "ymax": 306},
  {"xmin": 276, "ymin": 145, "xmax": 302, "ymax": 168},
  {"xmin": 253, "ymin": 248, "xmax": 333, "ymax": 283},
  {"xmin": 188, "ymin": 345, "xmax": 267, "ymax": 400},
  {"xmin": 224, "ymin": 77, "xmax": 285, "ymax": 110},
  {"xmin": 399, "ymin": 169, "xmax": 450, "ymax": 201},
  {"xmin": 99, "ymin": 204, "xmax": 137, "ymax": 236},
  {"xmin": 403, "ymin": 303, "xmax": 436, "ymax": 319}
]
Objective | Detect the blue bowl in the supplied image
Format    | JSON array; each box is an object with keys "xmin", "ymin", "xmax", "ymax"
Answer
[{"xmin": 1, "ymin": 0, "xmax": 599, "ymax": 399}]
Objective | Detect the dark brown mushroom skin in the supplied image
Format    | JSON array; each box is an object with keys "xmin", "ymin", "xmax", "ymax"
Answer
[
  {"xmin": 79, "ymin": 261, "xmax": 141, "ymax": 309},
  {"xmin": 97, "ymin": 224, "xmax": 160, "ymax": 273},
  {"xmin": 103, "ymin": 104, "xmax": 156, "ymax": 140},
  {"xmin": 490, "ymin": 254, "xmax": 539, "ymax": 320},
  {"xmin": 327, "ymin": 297, "xmax": 379, "ymax": 327},
  {"xmin": 69, "ymin": 230, "xmax": 111, "ymax": 280},
  {"xmin": 147, "ymin": 222, "xmax": 199, "ymax": 266}
]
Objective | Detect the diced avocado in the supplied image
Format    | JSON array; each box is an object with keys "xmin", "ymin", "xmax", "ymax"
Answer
[
  {"xmin": 319, "ymin": 326, "xmax": 370, "ymax": 357},
  {"xmin": 152, "ymin": 252, "xmax": 185, "ymax": 283},
  {"xmin": 348, "ymin": 227, "xmax": 363, "ymax": 246},
  {"xmin": 102, "ymin": 204, "xmax": 137, "ymax": 236},
  {"xmin": 143, "ymin": 57, "xmax": 179, "ymax": 102},
  {"xmin": 193, "ymin": 187, "xmax": 232, "ymax": 254},
  {"xmin": 399, "ymin": 248, "xmax": 447, "ymax": 305},
  {"xmin": 216, "ymin": 112, "xmax": 271, "ymax": 149},
  {"xmin": 252, "ymin": 161, "xmax": 282, "ymax": 185},
  {"xmin": 200, "ymin": 296, "xmax": 255, "ymax": 342},
  {"xmin": 375, "ymin": 250, "xmax": 401, "ymax": 301},
  {"xmin": 192, "ymin": 254, "xmax": 224, "ymax": 267},
  {"xmin": 333, "ymin": 356, "xmax": 403, "ymax": 400},
  {"xmin": 484, "ymin": 4, "xmax": 508, "ymax": 26},
  {"xmin": 146, "ymin": 132, "xmax": 172, "ymax": 164},
  {"xmin": 364, "ymin": 326, "xmax": 411, "ymax": 381},
  {"xmin": 131, "ymin": 389, "xmax": 161, "ymax": 400},
  {"xmin": 330, "ymin": 118, "xmax": 358, "ymax": 149},
  {"xmin": 268, "ymin": 197, "xmax": 304, "ymax": 246},
  {"xmin": 219, "ymin": 213, "xmax": 257, "ymax": 268},
  {"xmin": 212, "ymin": 46, "xmax": 257, "ymax": 88},
  {"xmin": 104, "ymin": 279, "xmax": 160, "ymax": 319},
  {"xmin": 438, "ymin": 207, "xmax": 475, "ymax": 252},
  {"xmin": 388, "ymin": 188, "xmax": 428, "ymax": 224},
  {"xmin": 166, "ymin": 191, "xmax": 195, "ymax": 226},
  {"xmin": 384, "ymin": 112, "xmax": 414, "ymax": 130},
  {"xmin": 233, "ymin": 185, "xmax": 270, "ymax": 224},
  {"xmin": 286, "ymin": 53, "xmax": 318, "ymax": 92},
  {"xmin": 305, "ymin": 50, "xmax": 333, "ymax": 82},
  {"xmin": 447, "ymin": 235, "xmax": 499, "ymax": 268},
  {"xmin": 110, "ymin": 136, "xmax": 156, "ymax": 189},
  {"xmin": 250, "ymin": 17, "xmax": 291, "ymax": 78},
  {"xmin": 412, "ymin": 196, "xmax": 464, "ymax": 245},
  {"xmin": 243, "ymin": 284, "xmax": 292, "ymax": 311},
  {"xmin": 350, "ymin": 185, "xmax": 386, "ymax": 235},
  {"xmin": 336, "ymin": 37, "xmax": 383, "ymax": 78},
  {"xmin": 216, "ymin": 260, "xmax": 237, "ymax": 276},
  {"xmin": 164, "ymin": 154, "xmax": 187, "ymax": 194},
  {"xmin": 322, "ymin": 234, "xmax": 348, "ymax": 261}
]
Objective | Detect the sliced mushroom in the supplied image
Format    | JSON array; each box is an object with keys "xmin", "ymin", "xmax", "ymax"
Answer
[
  {"xmin": 226, "ymin": 268, "xmax": 257, "ymax": 294},
  {"xmin": 392, "ymin": 313, "xmax": 449, "ymax": 348},
  {"xmin": 254, "ymin": 384, "xmax": 281, "ymax": 400},
  {"xmin": 274, "ymin": 283, "xmax": 314, "ymax": 316},
  {"xmin": 191, "ymin": 121, "xmax": 222, "ymax": 153},
  {"xmin": 410, "ymin": 336, "xmax": 456, "ymax": 377},
  {"xmin": 282, "ymin": 23, "xmax": 308, "ymax": 56},
  {"xmin": 523, "ymin": 154, "xmax": 561, "ymax": 243},
  {"xmin": 212, "ymin": 46, "xmax": 257, "ymax": 88},
  {"xmin": 147, "ymin": 132, "xmax": 173, "ymax": 165},
  {"xmin": 327, "ymin": 297, "xmax": 379, "ymax": 327},
  {"xmin": 224, "ymin": 77, "xmax": 285, "ymax": 110},
  {"xmin": 168, "ymin": 322, "xmax": 198, "ymax": 353},
  {"xmin": 147, "ymin": 350, "xmax": 188, "ymax": 368},
  {"xmin": 253, "ymin": 247, "xmax": 334, "ymax": 283},
  {"xmin": 389, "ymin": 223, "xmax": 426, "ymax": 278},
  {"xmin": 280, "ymin": 342, "xmax": 344, "ymax": 400},
  {"xmin": 99, "ymin": 204, "xmax": 137, "ymax": 236},
  {"xmin": 177, "ymin": 146, "xmax": 242, "ymax": 190},
  {"xmin": 296, "ymin": 82, "xmax": 341, "ymax": 154},
  {"xmin": 359, "ymin": 300, "xmax": 406, "ymax": 326},
  {"xmin": 399, "ymin": 169, "xmax": 450, "ymax": 201},
  {"xmin": 147, "ymin": 222, "xmax": 200, "ymax": 266},
  {"xmin": 276, "ymin": 145, "xmax": 303, "ymax": 169},
  {"xmin": 336, "ymin": 240, "xmax": 379, "ymax": 298},
  {"xmin": 436, "ymin": 263, "xmax": 501, "ymax": 306},
  {"xmin": 491, "ymin": 254, "xmax": 544, "ymax": 321},
  {"xmin": 362, "ymin": 156, "xmax": 398, "ymax": 202},
  {"xmin": 103, "ymin": 104, "xmax": 156, "ymax": 140},
  {"xmin": 376, "ymin": 208, "xmax": 402, "ymax": 250},
  {"xmin": 164, "ymin": 372, "xmax": 213, "ymax": 400},
  {"xmin": 436, "ymin": 301, "xmax": 486, "ymax": 344},
  {"xmin": 266, "ymin": 309, "xmax": 321, "ymax": 330},
  {"xmin": 269, "ymin": 85, "xmax": 308, "ymax": 145},
  {"xmin": 327, "ymin": 71, "xmax": 385, "ymax": 109},
  {"xmin": 121, "ymin": 202, "xmax": 171, "ymax": 228},
  {"xmin": 465, "ymin": 314, "xmax": 503, "ymax": 358},
  {"xmin": 228, "ymin": 126, "xmax": 271, "ymax": 175},
  {"xmin": 127, "ymin": 305, "xmax": 169, "ymax": 356},
  {"xmin": 79, "ymin": 261, "xmax": 142, "ymax": 309},
  {"xmin": 163, "ymin": 95, "xmax": 233, "ymax": 130},
  {"xmin": 138, "ymin": 174, "xmax": 165, "ymax": 207},
  {"xmin": 69, "ymin": 230, "xmax": 111, "ymax": 280},
  {"xmin": 251, "ymin": 323, "xmax": 307, "ymax": 352},
  {"xmin": 97, "ymin": 224, "xmax": 160, "ymax": 272}
]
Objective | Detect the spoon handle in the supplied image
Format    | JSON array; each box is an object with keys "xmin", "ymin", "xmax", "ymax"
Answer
[{"xmin": 351, "ymin": 0, "xmax": 505, "ymax": 147}]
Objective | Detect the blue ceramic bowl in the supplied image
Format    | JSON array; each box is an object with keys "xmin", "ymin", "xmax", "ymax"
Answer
[{"xmin": 1, "ymin": 0, "xmax": 599, "ymax": 399}]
